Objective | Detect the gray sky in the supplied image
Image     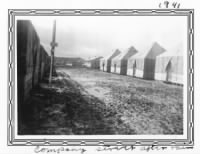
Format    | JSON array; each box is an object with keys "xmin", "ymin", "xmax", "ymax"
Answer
[{"xmin": 17, "ymin": 16, "xmax": 187, "ymax": 60}]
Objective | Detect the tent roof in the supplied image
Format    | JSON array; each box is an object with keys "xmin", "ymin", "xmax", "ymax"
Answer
[
  {"xmin": 102, "ymin": 49, "xmax": 121, "ymax": 60},
  {"xmin": 129, "ymin": 51, "xmax": 142, "ymax": 61},
  {"xmin": 112, "ymin": 46, "xmax": 138, "ymax": 61},
  {"xmin": 129, "ymin": 42, "xmax": 166, "ymax": 59},
  {"xmin": 146, "ymin": 42, "xmax": 166, "ymax": 58}
]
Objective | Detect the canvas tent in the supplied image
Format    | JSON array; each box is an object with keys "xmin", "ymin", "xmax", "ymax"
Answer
[
  {"xmin": 111, "ymin": 46, "xmax": 138, "ymax": 75},
  {"xmin": 155, "ymin": 44, "xmax": 183, "ymax": 84},
  {"xmin": 100, "ymin": 49, "xmax": 121, "ymax": 72},
  {"xmin": 127, "ymin": 42, "xmax": 166, "ymax": 80},
  {"xmin": 90, "ymin": 57, "xmax": 103, "ymax": 69},
  {"xmin": 83, "ymin": 61, "xmax": 91, "ymax": 68}
]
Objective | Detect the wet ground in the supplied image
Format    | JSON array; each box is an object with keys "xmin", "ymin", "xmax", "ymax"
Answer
[{"xmin": 19, "ymin": 67, "xmax": 183, "ymax": 135}]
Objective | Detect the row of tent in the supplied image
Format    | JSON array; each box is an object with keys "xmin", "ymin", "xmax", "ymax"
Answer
[{"xmin": 99, "ymin": 42, "xmax": 183, "ymax": 84}]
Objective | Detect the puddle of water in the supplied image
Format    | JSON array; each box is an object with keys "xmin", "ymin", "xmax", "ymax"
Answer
[{"xmin": 86, "ymin": 87, "xmax": 110, "ymax": 100}]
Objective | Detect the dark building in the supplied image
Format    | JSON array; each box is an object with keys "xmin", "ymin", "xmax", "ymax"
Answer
[{"xmin": 55, "ymin": 57, "xmax": 85, "ymax": 67}]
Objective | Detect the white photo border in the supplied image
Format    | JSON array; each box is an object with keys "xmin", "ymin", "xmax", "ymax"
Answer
[{"xmin": 8, "ymin": 9, "xmax": 194, "ymax": 146}]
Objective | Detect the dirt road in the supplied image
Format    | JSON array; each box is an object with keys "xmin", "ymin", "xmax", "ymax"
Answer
[{"xmin": 20, "ymin": 67, "xmax": 183, "ymax": 135}]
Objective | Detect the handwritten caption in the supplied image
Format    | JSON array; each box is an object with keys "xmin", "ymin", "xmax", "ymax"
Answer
[
  {"xmin": 34, "ymin": 145, "xmax": 193, "ymax": 154},
  {"xmin": 159, "ymin": 1, "xmax": 181, "ymax": 9}
]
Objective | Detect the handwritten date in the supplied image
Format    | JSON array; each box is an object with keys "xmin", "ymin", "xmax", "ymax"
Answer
[{"xmin": 159, "ymin": 1, "xmax": 181, "ymax": 9}]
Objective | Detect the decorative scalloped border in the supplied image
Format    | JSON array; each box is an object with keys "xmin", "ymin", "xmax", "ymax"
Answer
[{"xmin": 8, "ymin": 9, "xmax": 194, "ymax": 146}]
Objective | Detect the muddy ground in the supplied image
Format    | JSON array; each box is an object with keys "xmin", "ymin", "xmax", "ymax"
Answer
[{"xmin": 19, "ymin": 67, "xmax": 183, "ymax": 135}]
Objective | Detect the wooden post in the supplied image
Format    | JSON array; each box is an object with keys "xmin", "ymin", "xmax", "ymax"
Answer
[{"xmin": 49, "ymin": 20, "xmax": 58, "ymax": 85}]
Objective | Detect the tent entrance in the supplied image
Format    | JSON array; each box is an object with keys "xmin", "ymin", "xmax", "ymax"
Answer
[
  {"xmin": 107, "ymin": 60, "xmax": 111, "ymax": 72},
  {"xmin": 166, "ymin": 60, "xmax": 172, "ymax": 82},
  {"xmin": 120, "ymin": 60, "xmax": 128, "ymax": 75},
  {"xmin": 114, "ymin": 64, "xmax": 116, "ymax": 73},
  {"xmin": 133, "ymin": 61, "xmax": 136, "ymax": 76}
]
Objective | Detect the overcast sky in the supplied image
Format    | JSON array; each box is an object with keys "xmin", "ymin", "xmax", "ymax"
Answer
[{"xmin": 17, "ymin": 16, "xmax": 187, "ymax": 60}]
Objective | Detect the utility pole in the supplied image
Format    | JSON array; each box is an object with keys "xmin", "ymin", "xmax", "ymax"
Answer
[{"xmin": 49, "ymin": 20, "xmax": 58, "ymax": 85}]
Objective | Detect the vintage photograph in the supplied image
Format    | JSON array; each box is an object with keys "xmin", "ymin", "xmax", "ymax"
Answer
[{"xmin": 16, "ymin": 14, "xmax": 188, "ymax": 136}]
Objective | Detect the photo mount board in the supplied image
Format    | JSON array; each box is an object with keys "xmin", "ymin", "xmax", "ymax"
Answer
[{"xmin": 8, "ymin": 9, "xmax": 194, "ymax": 146}]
